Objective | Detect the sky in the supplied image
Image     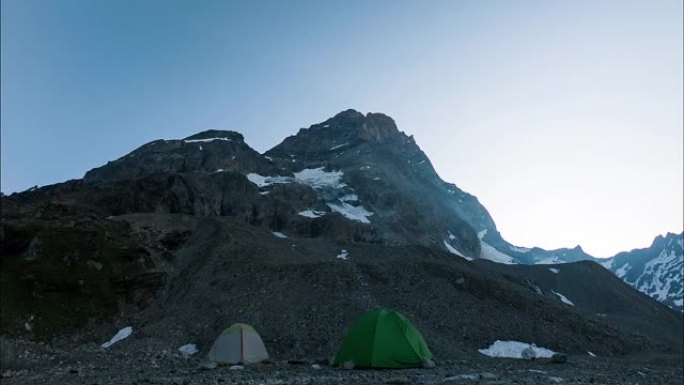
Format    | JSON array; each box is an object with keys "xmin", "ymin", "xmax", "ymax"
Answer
[{"xmin": 2, "ymin": 0, "xmax": 682, "ymax": 257}]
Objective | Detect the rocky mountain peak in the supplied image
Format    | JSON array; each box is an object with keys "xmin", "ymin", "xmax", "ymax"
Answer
[
  {"xmin": 359, "ymin": 112, "xmax": 400, "ymax": 142},
  {"xmin": 268, "ymin": 110, "xmax": 405, "ymax": 158},
  {"xmin": 320, "ymin": 109, "xmax": 399, "ymax": 139}
]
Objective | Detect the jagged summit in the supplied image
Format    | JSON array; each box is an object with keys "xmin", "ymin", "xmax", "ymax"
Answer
[
  {"xmin": 315, "ymin": 109, "xmax": 401, "ymax": 142},
  {"xmin": 269, "ymin": 110, "xmax": 404, "ymax": 158}
]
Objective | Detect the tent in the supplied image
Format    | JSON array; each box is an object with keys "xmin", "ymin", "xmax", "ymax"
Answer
[
  {"xmin": 333, "ymin": 309, "xmax": 434, "ymax": 369},
  {"xmin": 201, "ymin": 323, "xmax": 268, "ymax": 368}
]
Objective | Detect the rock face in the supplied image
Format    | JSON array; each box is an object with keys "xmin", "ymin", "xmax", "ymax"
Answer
[
  {"xmin": 63, "ymin": 110, "xmax": 495, "ymax": 258},
  {"xmin": 1, "ymin": 109, "xmax": 682, "ymax": 358}
]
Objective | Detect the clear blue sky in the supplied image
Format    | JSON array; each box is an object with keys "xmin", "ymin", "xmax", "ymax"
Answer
[{"xmin": 2, "ymin": 0, "xmax": 682, "ymax": 257}]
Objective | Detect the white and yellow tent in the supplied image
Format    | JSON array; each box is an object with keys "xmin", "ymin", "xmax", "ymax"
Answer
[{"xmin": 201, "ymin": 323, "xmax": 269, "ymax": 369}]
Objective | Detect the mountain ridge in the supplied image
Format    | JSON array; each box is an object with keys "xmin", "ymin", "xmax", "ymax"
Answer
[{"xmin": 1, "ymin": 109, "xmax": 681, "ymax": 355}]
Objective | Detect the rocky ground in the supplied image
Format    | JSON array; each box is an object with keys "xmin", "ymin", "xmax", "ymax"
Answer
[
  {"xmin": 1, "ymin": 337, "xmax": 682, "ymax": 385},
  {"xmin": 3, "ymin": 214, "xmax": 683, "ymax": 385}
]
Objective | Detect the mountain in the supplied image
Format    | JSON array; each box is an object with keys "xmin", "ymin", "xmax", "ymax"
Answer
[
  {"xmin": 500, "ymin": 232, "xmax": 684, "ymax": 312},
  {"xmin": 1, "ymin": 109, "xmax": 681, "ymax": 361},
  {"xmin": 599, "ymin": 233, "xmax": 684, "ymax": 312}
]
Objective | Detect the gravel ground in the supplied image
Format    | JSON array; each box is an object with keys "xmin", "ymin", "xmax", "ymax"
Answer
[{"xmin": 2, "ymin": 339, "xmax": 682, "ymax": 385}]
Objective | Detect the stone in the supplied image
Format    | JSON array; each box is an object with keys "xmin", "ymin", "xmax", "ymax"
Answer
[{"xmin": 551, "ymin": 353, "xmax": 567, "ymax": 364}]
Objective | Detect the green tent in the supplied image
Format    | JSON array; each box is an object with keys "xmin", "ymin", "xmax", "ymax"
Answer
[{"xmin": 333, "ymin": 309, "xmax": 434, "ymax": 369}]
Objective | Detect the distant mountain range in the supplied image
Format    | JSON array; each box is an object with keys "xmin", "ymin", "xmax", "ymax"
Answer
[
  {"xmin": 1, "ymin": 109, "xmax": 681, "ymax": 357},
  {"xmin": 492, "ymin": 232, "xmax": 684, "ymax": 312}
]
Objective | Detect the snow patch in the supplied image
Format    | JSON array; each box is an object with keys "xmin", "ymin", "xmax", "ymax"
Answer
[
  {"xmin": 102, "ymin": 326, "xmax": 132, "ymax": 348},
  {"xmin": 478, "ymin": 341, "xmax": 556, "ymax": 359},
  {"xmin": 536, "ymin": 256, "xmax": 565, "ymax": 265},
  {"xmin": 336, "ymin": 250, "xmax": 349, "ymax": 260},
  {"xmin": 294, "ymin": 167, "xmax": 346, "ymax": 189},
  {"xmin": 674, "ymin": 299, "xmax": 683, "ymax": 306},
  {"xmin": 271, "ymin": 232, "xmax": 287, "ymax": 239},
  {"xmin": 340, "ymin": 194, "xmax": 358, "ymax": 202},
  {"xmin": 480, "ymin": 242, "xmax": 517, "ymax": 264},
  {"xmin": 184, "ymin": 137, "xmax": 231, "ymax": 143},
  {"xmin": 600, "ymin": 258, "xmax": 614, "ymax": 269},
  {"xmin": 477, "ymin": 229, "xmax": 488, "ymax": 240},
  {"xmin": 327, "ymin": 202, "xmax": 373, "ymax": 224},
  {"xmin": 178, "ymin": 344, "xmax": 198, "ymax": 356},
  {"xmin": 587, "ymin": 351, "xmax": 596, "ymax": 357},
  {"xmin": 246, "ymin": 173, "xmax": 292, "ymax": 188},
  {"xmin": 298, "ymin": 210, "xmax": 325, "ymax": 219},
  {"xmin": 509, "ymin": 245, "xmax": 531, "ymax": 253},
  {"xmin": 443, "ymin": 240, "xmax": 473, "ymax": 261},
  {"xmin": 549, "ymin": 268, "xmax": 560, "ymax": 274},
  {"xmin": 552, "ymin": 291, "xmax": 575, "ymax": 306},
  {"xmin": 616, "ymin": 263, "xmax": 631, "ymax": 278},
  {"xmin": 329, "ymin": 142, "xmax": 349, "ymax": 151}
]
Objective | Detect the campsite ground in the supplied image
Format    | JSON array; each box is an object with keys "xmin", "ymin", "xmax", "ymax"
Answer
[{"xmin": 1, "ymin": 339, "xmax": 682, "ymax": 385}]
